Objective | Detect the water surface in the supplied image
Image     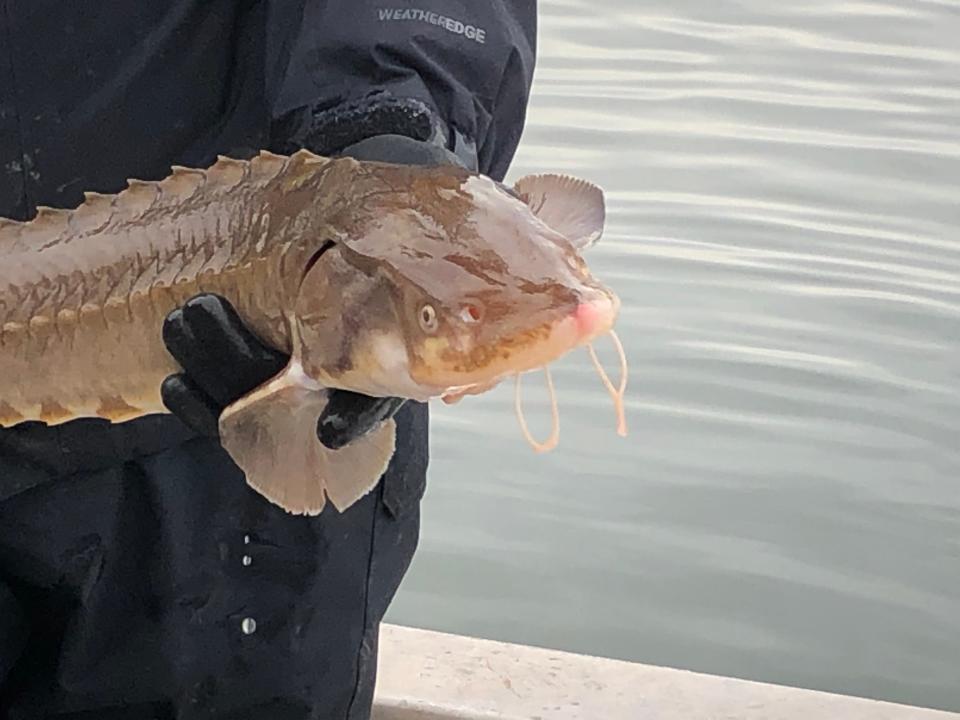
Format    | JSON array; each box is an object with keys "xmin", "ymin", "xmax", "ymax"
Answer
[{"xmin": 388, "ymin": 1, "xmax": 960, "ymax": 711}]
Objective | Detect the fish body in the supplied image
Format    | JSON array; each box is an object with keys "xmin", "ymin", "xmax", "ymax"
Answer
[{"xmin": 0, "ymin": 149, "xmax": 623, "ymax": 515}]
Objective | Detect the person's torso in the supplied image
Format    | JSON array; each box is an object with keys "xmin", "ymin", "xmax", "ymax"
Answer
[{"xmin": 0, "ymin": 0, "xmax": 269, "ymax": 220}]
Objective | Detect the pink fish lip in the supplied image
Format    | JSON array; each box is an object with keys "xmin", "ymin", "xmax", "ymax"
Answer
[{"xmin": 571, "ymin": 290, "xmax": 619, "ymax": 342}]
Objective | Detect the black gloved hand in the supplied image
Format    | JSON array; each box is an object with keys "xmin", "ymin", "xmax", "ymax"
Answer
[
  {"xmin": 161, "ymin": 131, "xmax": 465, "ymax": 450},
  {"xmin": 160, "ymin": 294, "xmax": 406, "ymax": 450}
]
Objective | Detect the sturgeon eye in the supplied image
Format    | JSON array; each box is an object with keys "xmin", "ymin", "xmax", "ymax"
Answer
[{"xmin": 419, "ymin": 304, "xmax": 438, "ymax": 333}]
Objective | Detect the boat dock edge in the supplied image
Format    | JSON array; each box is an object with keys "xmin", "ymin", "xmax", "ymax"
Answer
[{"xmin": 373, "ymin": 623, "xmax": 959, "ymax": 720}]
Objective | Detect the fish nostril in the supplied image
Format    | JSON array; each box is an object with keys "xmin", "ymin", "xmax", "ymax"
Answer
[{"xmin": 460, "ymin": 304, "xmax": 482, "ymax": 323}]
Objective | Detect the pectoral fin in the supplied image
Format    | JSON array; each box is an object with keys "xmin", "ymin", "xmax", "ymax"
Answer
[
  {"xmin": 218, "ymin": 362, "xmax": 397, "ymax": 516},
  {"xmin": 513, "ymin": 173, "xmax": 606, "ymax": 250}
]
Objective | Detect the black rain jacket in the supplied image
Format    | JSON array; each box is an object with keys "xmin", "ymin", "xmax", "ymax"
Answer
[{"xmin": 0, "ymin": 2, "xmax": 535, "ymax": 717}]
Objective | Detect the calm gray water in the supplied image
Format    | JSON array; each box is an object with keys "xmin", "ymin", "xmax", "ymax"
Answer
[{"xmin": 386, "ymin": 0, "xmax": 960, "ymax": 712}]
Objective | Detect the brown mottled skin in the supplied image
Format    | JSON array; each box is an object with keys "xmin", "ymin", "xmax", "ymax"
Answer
[
  {"xmin": 4, "ymin": 150, "xmax": 337, "ymax": 424},
  {"xmin": 0, "ymin": 148, "xmax": 616, "ymax": 430}
]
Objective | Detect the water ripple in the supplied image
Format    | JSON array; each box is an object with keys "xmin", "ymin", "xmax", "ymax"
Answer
[{"xmin": 391, "ymin": 0, "xmax": 960, "ymax": 713}]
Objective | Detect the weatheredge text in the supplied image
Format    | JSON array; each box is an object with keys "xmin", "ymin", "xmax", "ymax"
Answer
[{"xmin": 377, "ymin": 8, "xmax": 486, "ymax": 43}]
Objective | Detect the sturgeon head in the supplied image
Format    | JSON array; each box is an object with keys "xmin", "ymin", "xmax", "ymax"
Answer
[
  {"xmin": 295, "ymin": 162, "xmax": 627, "ymax": 440},
  {"xmin": 220, "ymin": 158, "xmax": 627, "ymax": 517}
]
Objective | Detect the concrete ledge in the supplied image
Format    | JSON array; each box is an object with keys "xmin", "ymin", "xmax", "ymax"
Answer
[{"xmin": 374, "ymin": 624, "xmax": 959, "ymax": 720}]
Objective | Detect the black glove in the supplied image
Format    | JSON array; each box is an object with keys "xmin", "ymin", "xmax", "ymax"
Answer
[
  {"xmin": 161, "ymin": 130, "xmax": 465, "ymax": 450},
  {"xmin": 160, "ymin": 294, "xmax": 405, "ymax": 450}
]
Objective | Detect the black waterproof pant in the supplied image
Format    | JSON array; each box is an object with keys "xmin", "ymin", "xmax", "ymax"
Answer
[{"xmin": 0, "ymin": 2, "xmax": 535, "ymax": 717}]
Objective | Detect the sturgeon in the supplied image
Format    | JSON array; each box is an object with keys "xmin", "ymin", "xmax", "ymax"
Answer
[{"xmin": 0, "ymin": 149, "xmax": 627, "ymax": 515}]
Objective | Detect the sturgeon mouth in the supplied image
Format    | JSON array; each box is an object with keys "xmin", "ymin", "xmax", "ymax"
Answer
[{"xmin": 413, "ymin": 290, "xmax": 628, "ymax": 453}]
